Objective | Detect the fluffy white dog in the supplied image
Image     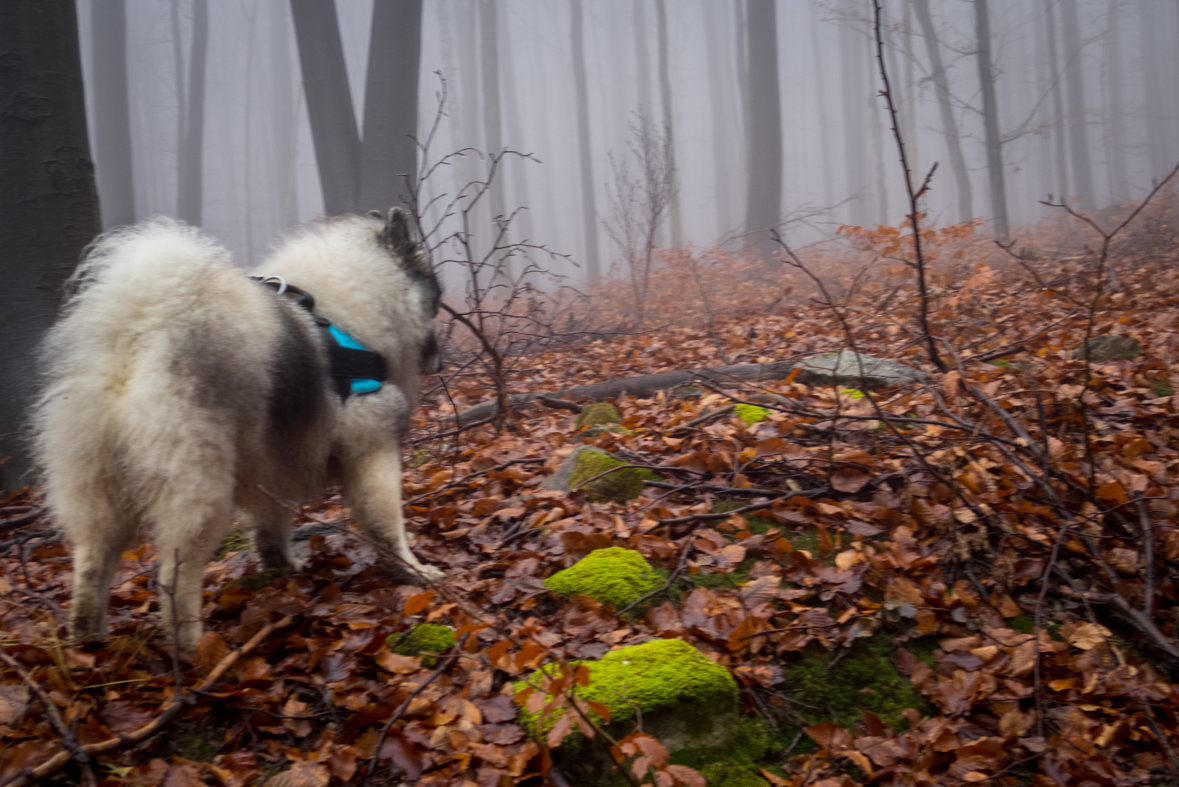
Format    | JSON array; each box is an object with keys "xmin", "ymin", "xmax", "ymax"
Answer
[{"xmin": 34, "ymin": 209, "xmax": 443, "ymax": 651}]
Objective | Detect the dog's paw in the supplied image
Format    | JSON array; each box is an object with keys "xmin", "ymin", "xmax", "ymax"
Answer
[{"xmin": 410, "ymin": 562, "xmax": 444, "ymax": 583}]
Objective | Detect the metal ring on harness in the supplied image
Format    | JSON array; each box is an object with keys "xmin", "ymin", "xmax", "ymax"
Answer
[{"xmin": 257, "ymin": 275, "xmax": 288, "ymax": 296}]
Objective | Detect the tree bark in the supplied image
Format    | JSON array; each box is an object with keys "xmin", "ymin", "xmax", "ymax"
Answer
[
  {"xmin": 1044, "ymin": 0, "xmax": 1070, "ymax": 203},
  {"xmin": 1060, "ymin": 0, "xmax": 1095, "ymax": 212},
  {"xmin": 478, "ymin": 0, "xmax": 506, "ymax": 231},
  {"xmin": 839, "ymin": 11, "xmax": 872, "ymax": 227},
  {"xmin": 570, "ymin": 0, "xmax": 599, "ymax": 280},
  {"xmin": 974, "ymin": 0, "xmax": 1009, "ymax": 240},
  {"xmin": 810, "ymin": 2, "xmax": 834, "ymax": 207},
  {"xmin": 177, "ymin": 0, "xmax": 207, "ymax": 226},
  {"xmin": 633, "ymin": 0, "xmax": 652, "ymax": 123},
  {"xmin": 654, "ymin": 0, "xmax": 681, "ymax": 249},
  {"xmin": 1103, "ymin": 0, "xmax": 1127, "ymax": 203},
  {"xmin": 744, "ymin": 0, "xmax": 782, "ymax": 258},
  {"xmin": 703, "ymin": 0, "xmax": 736, "ymax": 237},
  {"xmin": 358, "ymin": 0, "xmax": 422, "ymax": 214},
  {"xmin": 912, "ymin": 0, "xmax": 972, "ymax": 223},
  {"xmin": 0, "ymin": 0, "xmax": 101, "ymax": 491},
  {"xmin": 1138, "ymin": 0, "xmax": 1169, "ymax": 181},
  {"xmin": 290, "ymin": 0, "xmax": 360, "ymax": 215},
  {"xmin": 91, "ymin": 0, "xmax": 134, "ymax": 228}
]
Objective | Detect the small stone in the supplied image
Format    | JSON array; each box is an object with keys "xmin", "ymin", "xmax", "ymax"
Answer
[
  {"xmin": 541, "ymin": 446, "xmax": 658, "ymax": 503},
  {"xmin": 1074, "ymin": 335, "xmax": 1141, "ymax": 362},
  {"xmin": 574, "ymin": 402, "xmax": 622, "ymax": 429},
  {"xmin": 543, "ymin": 547, "xmax": 659, "ymax": 607}
]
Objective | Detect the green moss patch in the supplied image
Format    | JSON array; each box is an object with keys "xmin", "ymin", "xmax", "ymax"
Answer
[
  {"xmin": 568, "ymin": 448, "xmax": 659, "ymax": 503},
  {"xmin": 516, "ymin": 638, "xmax": 738, "ymax": 743},
  {"xmin": 391, "ymin": 623, "xmax": 456, "ymax": 667},
  {"xmin": 575, "ymin": 402, "xmax": 622, "ymax": 429},
  {"xmin": 780, "ymin": 632, "xmax": 932, "ymax": 752},
  {"xmin": 670, "ymin": 717, "xmax": 775, "ymax": 787},
  {"xmin": 214, "ymin": 528, "xmax": 251, "ymax": 560},
  {"xmin": 734, "ymin": 404, "xmax": 769, "ymax": 424},
  {"xmin": 544, "ymin": 547, "xmax": 659, "ymax": 607}
]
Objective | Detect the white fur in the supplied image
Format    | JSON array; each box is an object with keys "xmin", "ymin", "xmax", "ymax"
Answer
[{"xmin": 34, "ymin": 214, "xmax": 441, "ymax": 651}]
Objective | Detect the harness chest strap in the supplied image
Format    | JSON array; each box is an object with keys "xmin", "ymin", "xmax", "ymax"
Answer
[{"xmin": 251, "ymin": 276, "xmax": 386, "ymax": 398}]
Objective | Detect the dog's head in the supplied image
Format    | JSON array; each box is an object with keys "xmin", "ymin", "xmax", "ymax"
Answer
[{"xmin": 369, "ymin": 208, "xmax": 444, "ymax": 376}]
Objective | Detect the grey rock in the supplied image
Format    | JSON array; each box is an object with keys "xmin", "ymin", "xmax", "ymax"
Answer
[
  {"xmin": 792, "ymin": 350, "xmax": 930, "ymax": 390},
  {"xmin": 1075, "ymin": 335, "xmax": 1141, "ymax": 362},
  {"xmin": 540, "ymin": 445, "xmax": 604, "ymax": 492}
]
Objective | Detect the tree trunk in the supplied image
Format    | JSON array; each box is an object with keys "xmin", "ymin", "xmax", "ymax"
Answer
[
  {"xmin": 1044, "ymin": 0, "xmax": 1070, "ymax": 203},
  {"xmin": 478, "ymin": 0, "xmax": 505, "ymax": 229},
  {"xmin": 839, "ymin": 13, "xmax": 871, "ymax": 227},
  {"xmin": 912, "ymin": 0, "xmax": 972, "ymax": 223},
  {"xmin": 1060, "ymin": 0, "xmax": 1095, "ymax": 211},
  {"xmin": 633, "ymin": 0, "xmax": 652, "ymax": 123},
  {"xmin": 91, "ymin": 0, "xmax": 134, "ymax": 228},
  {"xmin": 270, "ymin": 0, "xmax": 299, "ymax": 226},
  {"xmin": 1138, "ymin": 0, "xmax": 1168, "ymax": 181},
  {"xmin": 744, "ymin": 0, "xmax": 782, "ymax": 258},
  {"xmin": 498, "ymin": 15, "xmax": 532, "ymax": 243},
  {"xmin": 810, "ymin": 2, "xmax": 834, "ymax": 207},
  {"xmin": 869, "ymin": 28, "xmax": 889, "ymax": 225},
  {"xmin": 290, "ymin": 0, "xmax": 360, "ymax": 215},
  {"xmin": 570, "ymin": 0, "xmax": 599, "ymax": 280},
  {"xmin": 169, "ymin": 0, "xmax": 186, "ymax": 216},
  {"xmin": 1103, "ymin": 0, "xmax": 1127, "ymax": 203},
  {"xmin": 703, "ymin": 0, "xmax": 735, "ymax": 237},
  {"xmin": 358, "ymin": 0, "xmax": 422, "ymax": 214},
  {"xmin": 177, "ymin": 0, "xmax": 207, "ymax": 226},
  {"xmin": 0, "ymin": 0, "xmax": 101, "ymax": 491},
  {"xmin": 975, "ymin": 0, "xmax": 1008, "ymax": 240},
  {"xmin": 654, "ymin": 0, "xmax": 681, "ymax": 249}
]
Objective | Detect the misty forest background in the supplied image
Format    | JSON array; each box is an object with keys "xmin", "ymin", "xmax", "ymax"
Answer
[{"xmin": 2, "ymin": 0, "xmax": 1179, "ymax": 487}]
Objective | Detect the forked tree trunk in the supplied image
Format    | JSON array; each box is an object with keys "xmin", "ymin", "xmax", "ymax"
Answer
[
  {"xmin": 0, "ymin": 0, "xmax": 101, "ymax": 491},
  {"xmin": 358, "ymin": 0, "xmax": 422, "ymax": 214},
  {"xmin": 290, "ymin": 0, "xmax": 360, "ymax": 214}
]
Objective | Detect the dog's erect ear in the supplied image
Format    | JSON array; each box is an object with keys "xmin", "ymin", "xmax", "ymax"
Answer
[
  {"xmin": 366, "ymin": 209, "xmax": 383, "ymax": 220},
  {"xmin": 383, "ymin": 207, "xmax": 437, "ymax": 287}
]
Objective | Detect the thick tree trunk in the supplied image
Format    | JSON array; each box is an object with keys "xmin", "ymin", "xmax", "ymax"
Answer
[
  {"xmin": 91, "ymin": 0, "xmax": 134, "ymax": 228},
  {"xmin": 290, "ymin": 0, "xmax": 360, "ymax": 215},
  {"xmin": 744, "ymin": 0, "xmax": 782, "ymax": 258},
  {"xmin": 0, "ymin": 0, "xmax": 101, "ymax": 491},
  {"xmin": 975, "ymin": 0, "xmax": 1008, "ymax": 240},
  {"xmin": 912, "ymin": 0, "xmax": 972, "ymax": 223},
  {"xmin": 177, "ymin": 0, "xmax": 207, "ymax": 226},
  {"xmin": 654, "ymin": 0, "xmax": 682, "ymax": 249},
  {"xmin": 570, "ymin": 0, "xmax": 599, "ymax": 280},
  {"xmin": 1060, "ymin": 0, "xmax": 1095, "ymax": 211},
  {"xmin": 358, "ymin": 0, "xmax": 422, "ymax": 214}
]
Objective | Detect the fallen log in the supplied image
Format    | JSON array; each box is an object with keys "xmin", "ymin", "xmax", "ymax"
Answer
[{"xmin": 452, "ymin": 361, "xmax": 798, "ymax": 426}]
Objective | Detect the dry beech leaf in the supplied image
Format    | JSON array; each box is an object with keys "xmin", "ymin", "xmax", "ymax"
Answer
[{"xmin": 1067, "ymin": 623, "xmax": 1112, "ymax": 650}]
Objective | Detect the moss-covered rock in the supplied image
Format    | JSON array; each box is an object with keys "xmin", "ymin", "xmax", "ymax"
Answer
[
  {"xmin": 670, "ymin": 717, "xmax": 775, "ymax": 787},
  {"xmin": 568, "ymin": 447, "xmax": 658, "ymax": 503},
  {"xmin": 582, "ymin": 423, "xmax": 633, "ymax": 438},
  {"xmin": 544, "ymin": 547, "xmax": 659, "ymax": 607},
  {"xmin": 390, "ymin": 623, "xmax": 456, "ymax": 667},
  {"xmin": 575, "ymin": 402, "xmax": 622, "ymax": 429},
  {"xmin": 516, "ymin": 638, "xmax": 739, "ymax": 752},
  {"xmin": 734, "ymin": 404, "xmax": 769, "ymax": 424},
  {"xmin": 1074, "ymin": 335, "xmax": 1141, "ymax": 362}
]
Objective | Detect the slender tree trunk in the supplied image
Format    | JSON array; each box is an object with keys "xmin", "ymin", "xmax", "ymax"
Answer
[
  {"xmin": 290, "ymin": 0, "xmax": 360, "ymax": 215},
  {"xmin": 703, "ymin": 0, "xmax": 734, "ymax": 236},
  {"xmin": 570, "ymin": 0, "xmax": 599, "ymax": 280},
  {"xmin": 1060, "ymin": 0, "xmax": 1095, "ymax": 211},
  {"xmin": 1104, "ymin": 0, "xmax": 1127, "ymax": 203},
  {"xmin": 869, "ymin": 29, "xmax": 889, "ymax": 225},
  {"xmin": 902, "ymin": 0, "xmax": 917, "ymax": 179},
  {"xmin": 735, "ymin": 0, "xmax": 749, "ymax": 230},
  {"xmin": 178, "ymin": 0, "xmax": 207, "ymax": 226},
  {"xmin": 654, "ymin": 0, "xmax": 681, "ymax": 249},
  {"xmin": 1138, "ymin": 0, "xmax": 1168, "ymax": 181},
  {"xmin": 1031, "ymin": 1, "xmax": 1055, "ymax": 201},
  {"xmin": 478, "ymin": 0, "xmax": 505, "ymax": 227},
  {"xmin": 92, "ymin": 0, "xmax": 134, "ymax": 228},
  {"xmin": 633, "ymin": 0, "xmax": 652, "ymax": 123},
  {"xmin": 359, "ymin": 0, "xmax": 422, "ymax": 214},
  {"xmin": 839, "ymin": 13, "xmax": 872, "ymax": 226},
  {"xmin": 0, "ymin": 0, "xmax": 101, "ymax": 490},
  {"xmin": 810, "ymin": 3, "xmax": 834, "ymax": 207},
  {"xmin": 975, "ymin": 0, "xmax": 1008, "ymax": 240},
  {"xmin": 913, "ymin": 0, "xmax": 972, "ymax": 222},
  {"xmin": 1045, "ymin": 0, "xmax": 1070, "ymax": 202},
  {"xmin": 169, "ymin": 0, "xmax": 186, "ymax": 215},
  {"xmin": 270, "ymin": 0, "xmax": 298, "ymax": 225},
  {"xmin": 744, "ymin": 0, "xmax": 782, "ymax": 257},
  {"xmin": 499, "ymin": 15, "xmax": 532, "ymax": 243}
]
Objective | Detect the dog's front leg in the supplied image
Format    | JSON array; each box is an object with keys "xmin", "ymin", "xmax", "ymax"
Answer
[{"xmin": 343, "ymin": 444, "xmax": 443, "ymax": 584}]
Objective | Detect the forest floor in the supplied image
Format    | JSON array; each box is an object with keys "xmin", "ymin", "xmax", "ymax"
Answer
[{"xmin": 3, "ymin": 212, "xmax": 1179, "ymax": 787}]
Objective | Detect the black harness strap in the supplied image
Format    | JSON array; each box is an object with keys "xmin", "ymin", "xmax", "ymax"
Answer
[{"xmin": 252, "ymin": 276, "xmax": 386, "ymax": 400}]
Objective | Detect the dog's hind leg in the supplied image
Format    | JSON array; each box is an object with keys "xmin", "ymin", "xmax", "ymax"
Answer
[
  {"xmin": 342, "ymin": 444, "xmax": 443, "ymax": 584},
  {"xmin": 66, "ymin": 508, "xmax": 135, "ymax": 643},
  {"xmin": 152, "ymin": 489, "xmax": 235, "ymax": 652},
  {"xmin": 237, "ymin": 492, "xmax": 300, "ymax": 571}
]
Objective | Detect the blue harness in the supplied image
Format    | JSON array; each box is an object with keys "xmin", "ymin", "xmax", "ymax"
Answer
[{"xmin": 253, "ymin": 276, "xmax": 385, "ymax": 399}]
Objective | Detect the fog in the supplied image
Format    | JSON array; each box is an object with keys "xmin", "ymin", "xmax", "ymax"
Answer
[{"xmin": 77, "ymin": 0, "xmax": 1179, "ymax": 284}]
